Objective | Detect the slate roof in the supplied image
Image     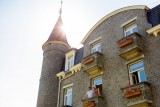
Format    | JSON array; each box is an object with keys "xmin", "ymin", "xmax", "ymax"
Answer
[
  {"xmin": 147, "ymin": 4, "xmax": 160, "ymax": 26},
  {"xmin": 47, "ymin": 15, "xmax": 69, "ymax": 45},
  {"xmin": 61, "ymin": 47, "xmax": 84, "ymax": 71},
  {"xmin": 74, "ymin": 47, "xmax": 83, "ymax": 65}
]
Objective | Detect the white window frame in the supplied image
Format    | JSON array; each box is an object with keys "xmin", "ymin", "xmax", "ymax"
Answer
[
  {"xmin": 124, "ymin": 22, "xmax": 138, "ymax": 37},
  {"xmin": 67, "ymin": 55, "xmax": 74, "ymax": 69},
  {"xmin": 64, "ymin": 87, "xmax": 72, "ymax": 106},
  {"xmin": 65, "ymin": 49, "xmax": 77, "ymax": 71},
  {"xmin": 91, "ymin": 41, "xmax": 101, "ymax": 53},
  {"xmin": 128, "ymin": 60, "xmax": 146, "ymax": 85}
]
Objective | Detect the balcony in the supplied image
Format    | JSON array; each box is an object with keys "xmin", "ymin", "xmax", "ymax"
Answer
[
  {"xmin": 117, "ymin": 33, "xmax": 144, "ymax": 60},
  {"xmin": 122, "ymin": 82, "xmax": 152, "ymax": 107},
  {"xmin": 82, "ymin": 96, "xmax": 105, "ymax": 107},
  {"xmin": 82, "ymin": 52, "xmax": 104, "ymax": 76}
]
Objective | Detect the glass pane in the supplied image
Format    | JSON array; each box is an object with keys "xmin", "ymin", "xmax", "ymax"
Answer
[
  {"xmin": 67, "ymin": 88, "xmax": 72, "ymax": 94},
  {"xmin": 139, "ymin": 70, "xmax": 146, "ymax": 82},
  {"xmin": 130, "ymin": 61, "xmax": 144, "ymax": 72},
  {"xmin": 66, "ymin": 96, "xmax": 70, "ymax": 105},
  {"xmin": 126, "ymin": 31, "xmax": 131, "ymax": 36},
  {"xmin": 132, "ymin": 27, "xmax": 138, "ymax": 33},
  {"xmin": 98, "ymin": 46, "xmax": 101, "ymax": 52},
  {"xmin": 92, "ymin": 48, "xmax": 96, "ymax": 53},
  {"xmin": 65, "ymin": 96, "xmax": 68, "ymax": 105},
  {"xmin": 91, "ymin": 42, "xmax": 101, "ymax": 53},
  {"xmin": 69, "ymin": 95, "xmax": 72, "ymax": 105},
  {"xmin": 65, "ymin": 88, "xmax": 72, "ymax": 106},
  {"xmin": 93, "ymin": 77, "xmax": 102, "ymax": 86}
]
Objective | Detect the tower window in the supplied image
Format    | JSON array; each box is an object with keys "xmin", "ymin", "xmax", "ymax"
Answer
[
  {"xmin": 128, "ymin": 60, "xmax": 146, "ymax": 85},
  {"xmin": 124, "ymin": 22, "xmax": 138, "ymax": 37},
  {"xmin": 91, "ymin": 41, "xmax": 101, "ymax": 53},
  {"xmin": 64, "ymin": 87, "xmax": 72, "ymax": 106}
]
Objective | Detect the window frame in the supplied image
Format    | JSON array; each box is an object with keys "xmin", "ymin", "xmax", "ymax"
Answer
[
  {"xmin": 90, "ymin": 40, "xmax": 101, "ymax": 54},
  {"xmin": 91, "ymin": 76, "xmax": 102, "ymax": 87},
  {"xmin": 128, "ymin": 60, "xmax": 146, "ymax": 85},
  {"xmin": 124, "ymin": 21, "xmax": 138, "ymax": 37},
  {"xmin": 64, "ymin": 87, "xmax": 72, "ymax": 106},
  {"xmin": 65, "ymin": 49, "xmax": 77, "ymax": 71},
  {"xmin": 67, "ymin": 55, "xmax": 74, "ymax": 69}
]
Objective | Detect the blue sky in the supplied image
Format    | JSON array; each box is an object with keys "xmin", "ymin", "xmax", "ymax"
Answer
[{"xmin": 0, "ymin": 0, "xmax": 159, "ymax": 107}]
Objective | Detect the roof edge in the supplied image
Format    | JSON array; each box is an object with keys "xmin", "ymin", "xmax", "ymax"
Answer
[
  {"xmin": 42, "ymin": 40, "xmax": 71, "ymax": 50},
  {"xmin": 81, "ymin": 5, "xmax": 149, "ymax": 44}
]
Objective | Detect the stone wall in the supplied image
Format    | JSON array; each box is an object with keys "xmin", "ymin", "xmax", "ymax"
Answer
[
  {"xmin": 37, "ymin": 43, "xmax": 69, "ymax": 107},
  {"xmin": 58, "ymin": 9, "xmax": 160, "ymax": 107}
]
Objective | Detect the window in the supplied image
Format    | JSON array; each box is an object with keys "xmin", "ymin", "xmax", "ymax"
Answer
[
  {"xmin": 65, "ymin": 49, "xmax": 77, "ymax": 71},
  {"xmin": 92, "ymin": 76, "xmax": 102, "ymax": 86},
  {"xmin": 128, "ymin": 61, "xmax": 146, "ymax": 85},
  {"xmin": 124, "ymin": 22, "xmax": 138, "ymax": 37},
  {"xmin": 67, "ymin": 55, "xmax": 74, "ymax": 69},
  {"xmin": 64, "ymin": 87, "xmax": 72, "ymax": 106},
  {"xmin": 91, "ymin": 42, "xmax": 101, "ymax": 53}
]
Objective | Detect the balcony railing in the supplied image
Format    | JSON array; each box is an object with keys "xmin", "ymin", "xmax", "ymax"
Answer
[
  {"xmin": 82, "ymin": 52, "xmax": 104, "ymax": 75},
  {"xmin": 117, "ymin": 33, "xmax": 144, "ymax": 60},
  {"xmin": 122, "ymin": 82, "xmax": 153, "ymax": 107}
]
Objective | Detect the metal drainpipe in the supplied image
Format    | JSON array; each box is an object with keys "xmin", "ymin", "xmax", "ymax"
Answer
[{"xmin": 57, "ymin": 78, "xmax": 62, "ymax": 107}]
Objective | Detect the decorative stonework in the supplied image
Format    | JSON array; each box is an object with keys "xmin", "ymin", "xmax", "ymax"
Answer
[
  {"xmin": 56, "ymin": 63, "xmax": 82, "ymax": 79},
  {"xmin": 147, "ymin": 24, "xmax": 160, "ymax": 36}
]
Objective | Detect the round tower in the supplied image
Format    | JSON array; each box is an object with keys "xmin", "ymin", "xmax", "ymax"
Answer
[{"xmin": 36, "ymin": 15, "xmax": 70, "ymax": 107}]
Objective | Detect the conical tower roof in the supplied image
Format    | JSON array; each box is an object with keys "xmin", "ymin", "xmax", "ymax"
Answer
[{"xmin": 47, "ymin": 15, "xmax": 69, "ymax": 45}]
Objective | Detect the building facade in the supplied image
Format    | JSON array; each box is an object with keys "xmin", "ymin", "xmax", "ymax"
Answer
[{"xmin": 37, "ymin": 5, "xmax": 160, "ymax": 107}]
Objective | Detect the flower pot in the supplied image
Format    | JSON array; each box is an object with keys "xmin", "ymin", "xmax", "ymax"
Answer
[
  {"xmin": 124, "ymin": 90, "xmax": 141, "ymax": 98},
  {"xmin": 118, "ymin": 38, "xmax": 133, "ymax": 48},
  {"xmin": 83, "ymin": 57, "xmax": 95, "ymax": 65},
  {"xmin": 83, "ymin": 101, "xmax": 96, "ymax": 107}
]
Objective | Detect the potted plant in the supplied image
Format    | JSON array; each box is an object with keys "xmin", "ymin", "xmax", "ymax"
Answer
[
  {"xmin": 117, "ymin": 36, "xmax": 133, "ymax": 48},
  {"xmin": 83, "ymin": 56, "xmax": 95, "ymax": 65},
  {"xmin": 83, "ymin": 101, "xmax": 96, "ymax": 107},
  {"xmin": 124, "ymin": 87, "xmax": 141, "ymax": 98}
]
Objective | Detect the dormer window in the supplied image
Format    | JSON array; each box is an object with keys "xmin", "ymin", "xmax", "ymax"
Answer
[
  {"xmin": 67, "ymin": 55, "xmax": 74, "ymax": 69},
  {"xmin": 91, "ymin": 41, "xmax": 101, "ymax": 53},
  {"xmin": 65, "ymin": 48, "xmax": 77, "ymax": 71}
]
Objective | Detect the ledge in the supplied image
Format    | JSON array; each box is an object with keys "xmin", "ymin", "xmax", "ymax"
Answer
[
  {"xmin": 127, "ymin": 99, "xmax": 153, "ymax": 107},
  {"xmin": 147, "ymin": 24, "xmax": 160, "ymax": 36},
  {"xmin": 121, "ymin": 82, "xmax": 151, "ymax": 90},
  {"xmin": 56, "ymin": 63, "xmax": 82, "ymax": 79}
]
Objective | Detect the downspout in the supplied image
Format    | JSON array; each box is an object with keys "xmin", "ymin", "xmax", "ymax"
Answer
[
  {"xmin": 57, "ymin": 71, "xmax": 74, "ymax": 107},
  {"xmin": 57, "ymin": 79, "xmax": 62, "ymax": 107}
]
